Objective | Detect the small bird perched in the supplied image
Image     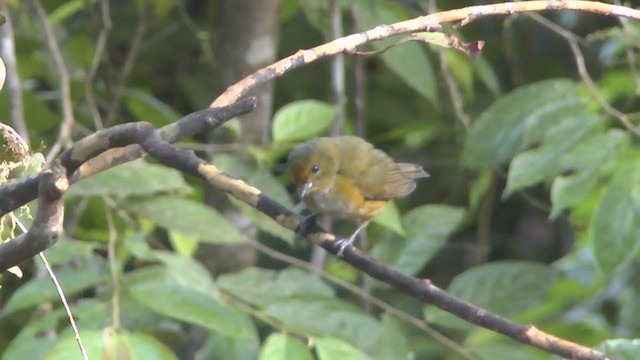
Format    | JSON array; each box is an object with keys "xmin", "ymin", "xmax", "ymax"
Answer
[{"xmin": 287, "ymin": 136, "xmax": 429, "ymax": 257}]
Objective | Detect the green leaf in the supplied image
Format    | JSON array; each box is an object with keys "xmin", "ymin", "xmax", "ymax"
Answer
[
  {"xmin": 550, "ymin": 129, "xmax": 629, "ymax": 218},
  {"xmin": 371, "ymin": 200, "xmax": 405, "ymax": 236},
  {"xmin": 462, "ymin": 79, "xmax": 577, "ymax": 168},
  {"xmin": 259, "ymin": 333, "xmax": 314, "ymax": 360},
  {"xmin": 229, "ymin": 197, "xmax": 295, "ymax": 243},
  {"xmin": 503, "ymin": 113, "xmax": 601, "ymax": 197},
  {"xmin": 598, "ymin": 338, "xmax": 640, "ymax": 360},
  {"xmin": 372, "ymin": 205, "xmax": 464, "ymax": 275},
  {"xmin": 272, "ymin": 100, "xmax": 337, "ymax": 143},
  {"xmin": 124, "ymin": 88, "xmax": 182, "ymax": 126},
  {"xmin": 264, "ymin": 294, "xmax": 384, "ymax": 352},
  {"xmin": 195, "ymin": 321, "xmax": 259, "ymax": 360},
  {"xmin": 44, "ymin": 329, "xmax": 178, "ymax": 360},
  {"xmin": 425, "ymin": 261, "xmax": 557, "ymax": 329},
  {"xmin": 124, "ymin": 196, "xmax": 244, "ymax": 243},
  {"xmin": 214, "ymin": 154, "xmax": 294, "ymax": 208},
  {"xmin": 590, "ymin": 160, "xmax": 640, "ymax": 276},
  {"xmin": 129, "ymin": 282, "xmax": 250, "ymax": 337},
  {"xmin": 550, "ymin": 172, "xmax": 599, "ymax": 219},
  {"xmin": 68, "ymin": 159, "xmax": 190, "ymax": 197},
  {"xmin": 218, "ymin": 267, "xmax": 334, "ymax": 308},
  {"xmin": 124, "ymin": 232, "xmax": 218, "ymax": 296},
  {"xmin": 315, "ymin": 337, "xmax": 372, "ymax": 360},
  {"xmin": 469, "ymin": 341, "xmax": 547, "ymax": 360},
  {"xmin": 121, "ymin": 332, "xmax": 178, "ymax": 360},
  {"xmin": 356, "ymin": 4, "xmax": 437, "ymax": 106},
  {"xmin": 43, "ymin": 330, "xmax": 107, "ymax": 360},
  {"xmin": 50, "ymin": 0, "xmax": 99, "ymax": 25},
  {"xmin": 3, "ymin": 261, "xmax": 106, "ymax": 315}
]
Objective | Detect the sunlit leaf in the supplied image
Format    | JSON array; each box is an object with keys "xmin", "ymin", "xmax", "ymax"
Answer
[
  {"xmin": 315, "ymin": 337, "xmax": 372, "ymax": 360},
  {"xmin": 259, "ymin": 333, "xmax": 314, "ymax": 360},
  {"xmin": 426, "ymin": 261, "xmax": 557, "ymax": 329},
  {"xmin": 272, "ymin": 100, "xmax": 337, "ymax": 143},
  {"xmin": 462, "ymin": 79, "xmax": 577, "ymax": 168},
  {"xmin": 590, "ymin": 160, "xmax": 640, "ymax": 276},
  {"xmin": 124, "ymin": 196, "xmax": 244, "ymax": 243},
  {"xmin": 68, "ymin": 159, "xmax": 190, "ymax": 197},
  {"xmin": 130, "ymin": 282, "xmax": 250, "ymax": 337}
]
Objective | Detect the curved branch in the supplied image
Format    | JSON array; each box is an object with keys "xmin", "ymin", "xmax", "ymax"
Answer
[
  {"xmin": 0, "ymin": 164, "xmax": 68, "ymax": 271},
  {"xmin": 134, "ymin": 122, "xmax": 607, "ymax": 360},
  {"xmin": 0, "ymin": 97, "xmax": 257, "ymax": 217},
  {"xmin": 212, "ymin": 0, "xmax": 640, "ymax": 107}
]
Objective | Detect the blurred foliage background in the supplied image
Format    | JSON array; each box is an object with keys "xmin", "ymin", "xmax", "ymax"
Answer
[{"xmin": 0, "ymin": 0, "xmax": 639, "ymax": 359}]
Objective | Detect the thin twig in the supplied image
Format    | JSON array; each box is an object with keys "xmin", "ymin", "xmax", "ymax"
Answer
[
  {"xmin": 85, "ymin": 0, "xmax": 112, "ymax": 130},
  {"xmin": 527, "ymin": 12, "xmax": 640, "ymax": 136},
  {"xmin": 31, "ymin": 0, "xmax": 76, "ymax": 162},
  {"xmin": 15, "ymin": 219, "xmax": 89, "ymax": 360},
  {"xmin": 248, "ymin": 239, "xmax": 477, "ymax": 360},
  {"xmin": 0, "ymin": 2, "xmax": 27, "ymax": 143},
  {"xmin": 103, "ymin": 0, "xmax": 151, "ymax": 127},
  {"xmin": 104, "ymin": 200, "xmax": 121, "ymax": 330},
  {"xmin": 612, "ymin": 0, "xmax": 640, "ymax": 94},
  {"xmin": 429, "ymin": 0, "xmax": 471, "ymax": 130}
]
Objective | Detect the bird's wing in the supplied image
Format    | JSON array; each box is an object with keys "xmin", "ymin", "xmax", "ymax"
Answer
[{"xmin": 346, "ymin": 149, "xmax": 420, "ymax": 200}]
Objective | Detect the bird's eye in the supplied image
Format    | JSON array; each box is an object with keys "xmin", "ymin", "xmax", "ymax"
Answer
[{"xmin": 311, "ymin": 164, "xmax": 320, "ymax": 174}]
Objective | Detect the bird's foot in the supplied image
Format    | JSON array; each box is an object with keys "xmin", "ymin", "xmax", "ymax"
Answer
[
  {"xmin": 336, "ymin": 237, "xmax": 356, "ymax": 258},
  {"xmin": 295, "ymin": 213, "xmax": 321, "ymax": 237}
]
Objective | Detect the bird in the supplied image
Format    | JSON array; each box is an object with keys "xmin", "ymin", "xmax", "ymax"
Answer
[{"xmin": 287, "ymin": 136, "xmax": 429, "ymax": 257}]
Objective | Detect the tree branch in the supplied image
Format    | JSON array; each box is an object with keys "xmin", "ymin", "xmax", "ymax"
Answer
[
  {"xmin": 212, "ymin": 0, "xmax": 640, "ymax": 107},
  {"xmin": 129, "ymin": 120, "xmax": 607, "ymax": 360}
]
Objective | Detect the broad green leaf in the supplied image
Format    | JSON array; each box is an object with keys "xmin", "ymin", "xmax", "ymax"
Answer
[
  {"xmin": 229, "ymin": 197, "xmax": 295, "ymax": 243},
  {"xmin": 44, "ymin": 329, "xmax": 177, "ymax": 360},
  {"xmin": 521, "ymin": 97, "xmax": 585, "ymax": 148},
  {"xmin": 425, "ymin": 261, "xmax": 557, "ymax": 329},
  {"xmin": 551, "ymin": 129, "xmax": 629, "ymax": 218},
  {"xmin": 356, "ymin": 4, "xmax": 437, "ymax": 105},
  {"xmin": 50, "ymin": 0, "xmax": 99, "ymax": 25},
  {"xmin": 168, "ymin": 230, "xmax": 199, "ymax": 257},
  {"xmin": 218, "ymin": 267, "xmax": 334, "ymax": 308},
  {"xmin": 122, "ymin": 332, "xmax": 178, "ymax": 360},
  {"xmin": 259, "ymin": 333, "xmax": 314, "ymax": 360},
  {"xmin": 559, "ymin": 129, "xmax": 629, "ymax": 174},
  {"xmin": 315, "ymin": 337, "xmax": 372, "ymax": 360},
  {"xmin": 124, "ymin": 196, "xmax": 244, "ymax": 243},
  {"xmin": 68, "ymin": 159, "xmax": 190, "ymax": 197},
  {"xmin": 124, "ymin": 88, "xmax": 182, "ymax": 126},
  {"xmin": 503, "ymin": 114, "xmax": 601, "ymax": 196},
  {"xmin": 272, "ymin": 100, "xmax": 337, "ymax": 143},
  {"xmin": 195, "ymin": 316, "xmax": 259, "ymax": 360},
  {"xmin": 214, "ymin": 154, "xmax": 294, "ymax": 208},
  {"xmin": 3, "ymin": 260, "xmax": 106, "ymax": 315},
  {"xmin": 42, "ymin": 237, "xmax": 96, "ymax": 265},
  {"xmin": 129, "ymin": 282, "xmax": 249, "ymax": 337},
  {"xmin": 598, "ymin": 339, "xmax": 640, "ymax": 360},
  {"xmin": 124, "ymin": 232, "xmax": 218, "ymax": 296},
  {"xmin": 44, "ymin": 329, "xmax": 107, "ymax": 360},
  {"xmin": 372, "ymin": 205, "xmax": 464, "ymax": 275},
  {"xmin": 264, "ymin": 294, "xmax": 384, "ymax": 353},
  {"xmin": 590, "ymin": 160, "xmax": 640, "ymax": 276},
  {"xmin": 371, "ymin": 200, "xmax": 405, "ymax": 236},
  {"xmin": 2, "ymin": 309, "xmax": 65, "ymax": 360},
  {"xmin": 550, "ymin": 172, "xmax": 599, "ymax": 219},
  {"xmin": 462, "ymin": 79, "xmax": 576, "ymax": 168},
  {"xmin": 469, "ymin": 341, "xmax": 547, "ymax": 360}
]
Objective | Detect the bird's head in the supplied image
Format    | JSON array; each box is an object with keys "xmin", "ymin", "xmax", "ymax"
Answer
[{"xmin": 287, "ymin": 138, "xmax": 338, "ymax": 199}]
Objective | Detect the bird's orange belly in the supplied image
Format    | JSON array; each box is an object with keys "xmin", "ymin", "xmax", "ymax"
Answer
[{"xmin": 303, "ymin": 187, "xmax": 387, "ymax": 221}]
